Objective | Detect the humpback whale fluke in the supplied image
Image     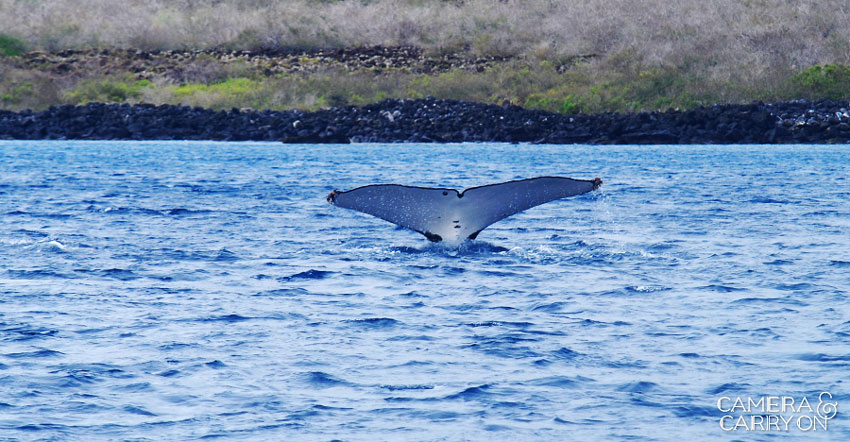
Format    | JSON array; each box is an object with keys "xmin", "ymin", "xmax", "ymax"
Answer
[{"xmin": 327, "ymin": 176, "xmax": 602, "ymax": 243}]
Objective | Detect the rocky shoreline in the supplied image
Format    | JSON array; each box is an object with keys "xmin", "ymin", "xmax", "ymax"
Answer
[{"xmin": 2, "ymin": 98, "xmax": 850, "ymax": 144}]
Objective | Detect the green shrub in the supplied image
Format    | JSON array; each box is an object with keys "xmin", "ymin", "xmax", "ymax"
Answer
[
  {"xmin": 0, "ymin": 67, "xmax": 63, "ymax": 111},
  {"xmin": 525, "ymin": 92, "xmax": 583, "ymax": 114},
  {"xmin": 66, "ymin": 78, "xmax": 152, "ymax": 104},
  {"xmin": 0, "ymin": 81, "xmax": 33, "ymax": 105},
  {"xmin": 789, "ymin": 64, "xmax": 850, "ymax": 100},
  {"xmin": 172, "ymin": 77, "xmax": 260, "ymax": 97},
  {"xmin": 0, "ymin": 34, "xmax": 26, "ymax": 57},
  {"xmin": 169, "ymin": 77, "xmax": 274, "ymax": 109}
]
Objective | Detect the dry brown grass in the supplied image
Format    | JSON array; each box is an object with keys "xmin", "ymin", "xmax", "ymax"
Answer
[
  {"xmin": 3, "ymin": 1, "xmax": 849, "ymax": 64},
  {"xmin": 3, "ymin": 0, "xmax": 850, "ymax": 110}
]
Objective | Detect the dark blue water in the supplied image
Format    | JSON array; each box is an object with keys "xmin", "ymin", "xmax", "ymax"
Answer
[{"xmin": 1, "ymin": 141, "xmax": 848, "ymax": 441}]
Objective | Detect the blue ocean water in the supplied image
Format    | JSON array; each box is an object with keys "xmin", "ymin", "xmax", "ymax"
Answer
[{"xmin": 0, "ymin": 141, "xmax": 848, "ymax": 441}]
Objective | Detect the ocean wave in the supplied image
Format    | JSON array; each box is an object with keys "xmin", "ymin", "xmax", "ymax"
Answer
[{"xmin": 2, "ymin": 141, "xmax": 849, "ymax": 440}]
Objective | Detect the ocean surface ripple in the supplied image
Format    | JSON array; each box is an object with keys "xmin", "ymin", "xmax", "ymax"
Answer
[{"xmin": 1, "ymin": 141, "xmax": 848, "ymax": 441}]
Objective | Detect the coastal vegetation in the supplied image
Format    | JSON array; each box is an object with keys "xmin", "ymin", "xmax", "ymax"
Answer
[
  {"xmin": 0, "ymin": 34, "xmax": 26, "ymax": 56},
  {"xmin": 2, "ymin": 0, "xmax": 850, "ymax": 112}
]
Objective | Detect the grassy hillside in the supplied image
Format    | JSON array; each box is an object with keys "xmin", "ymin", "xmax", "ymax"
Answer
[{"xmin": 2, "ymin": 0, "xmax": 850, "ymax": 112}]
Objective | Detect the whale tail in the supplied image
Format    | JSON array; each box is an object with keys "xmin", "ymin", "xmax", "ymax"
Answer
[{"xmin": 328, "ymin": 176, "xmax": 601, "ymax": 243}]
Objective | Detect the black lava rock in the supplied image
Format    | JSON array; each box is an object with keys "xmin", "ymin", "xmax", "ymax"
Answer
[{"xmin": 2, "ymin": 98, "xmax": 850, "ymax": 144}]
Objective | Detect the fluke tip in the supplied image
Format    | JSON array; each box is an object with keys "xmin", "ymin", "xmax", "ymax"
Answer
[{"xmin": 327, "ymin": 190, "xmax": 339, "ymax": 204}]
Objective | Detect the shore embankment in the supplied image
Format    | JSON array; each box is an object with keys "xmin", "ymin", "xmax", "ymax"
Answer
[
  {"xmin": 5, "ymin": 1, "xmax": 850, "ymax": 115},
  {"xmin": 2, "ymin": 98, "xmax": 849, "ymax": 144}
]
